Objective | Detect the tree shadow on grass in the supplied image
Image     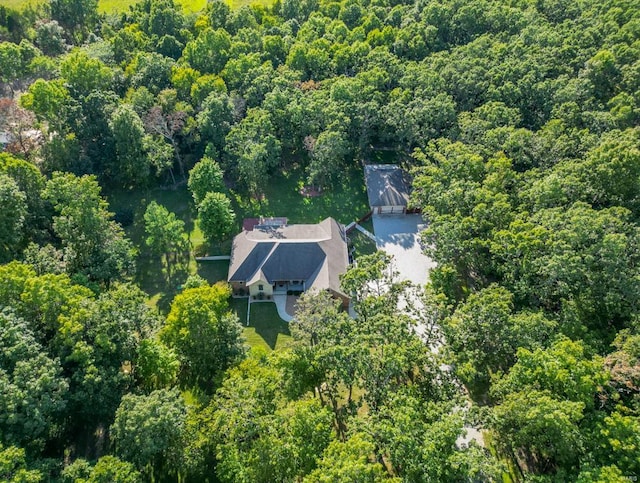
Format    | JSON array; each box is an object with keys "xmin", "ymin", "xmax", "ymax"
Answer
[
  {"xmin": 136, "ymin": 253, "xmax": 190, "ymax": 315},
  {"xmin": 197, "ymin": 259, "xmax": 230, "ymax": 284},
  {"xmin": 247, "ymin": 302, "xmax": 291, "ymax": 350},
  {"xmin": 231, "ymin": 164, "xmax": 369, "ymax": 226}
]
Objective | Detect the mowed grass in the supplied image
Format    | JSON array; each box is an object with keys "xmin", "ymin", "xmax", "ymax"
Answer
[
  {"xmin": 243, "ymin": 302, "xmax": 292, "ymax": 351},
  {"xmin": 105, "ymin": 163, "xmax": 366, "ymax": 348},
  {"xmin": 349, "ymin": 229, "xmax": 377, "ymax": 259},
  {"xmin": 2, "ymin": 0, "xmax": 270, "ymax": 13},
  {"xmin": 106, "ymin": 163, "xmax": 368, "ymax": 313},
  {"xmin": 232, "ymin": 164, "xmax": 370, "ymax": 227},
  {"xmin": 99, "ymin": 0, "xmax": 207, "ymax": 13},
  {"xmin": 228, "ymin": 0, "xmax": 273, "ymax": 9},
  {"xmin": 0, "ymin": 0, "xmax": 43, "ymax": 10}
]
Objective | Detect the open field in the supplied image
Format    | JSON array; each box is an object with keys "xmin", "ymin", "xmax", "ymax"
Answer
[
  {"xmin": 1, "ymin": 0, "xmax": 271, "ymax": 13},
  {"xmin": 99, "ymin": 0, "xmax": 206, "ymax": 14},
  {"xmin": 243, "ymin": 302, "xmax": 292, "ymax": 351},
  {"xmin": 0, "ymin": 0, "xmax": 41, "ymax": 10}
]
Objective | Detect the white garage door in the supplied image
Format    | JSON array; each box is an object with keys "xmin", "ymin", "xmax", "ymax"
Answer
[{"xmin": 379, "ymin": 206, "xmax": 403, "ymax": 214}]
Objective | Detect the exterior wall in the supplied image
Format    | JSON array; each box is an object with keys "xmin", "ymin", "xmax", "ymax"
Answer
[{"xmin": 249, "ymin": 279, "xmax": 273, "ymax": 297}]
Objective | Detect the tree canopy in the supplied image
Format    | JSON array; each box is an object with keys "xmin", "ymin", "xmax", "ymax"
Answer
[{"xmin": 1, "ymin": 0, "xmax": 639, "ymax": 479}]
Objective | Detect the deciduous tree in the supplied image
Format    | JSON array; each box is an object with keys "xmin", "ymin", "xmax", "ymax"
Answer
[
  {"xmin": 161, "ymin": 282, "xmax": 244, "ymax": 390},
  {"xmin": 197, "ymin": 191, "xmax": 236, "ymax": 244},
  {"xmin": 187, "ymin": 156, "xmax": 225, "ymax": 205},
  {"xmin": 143, "ymin": 201, "xmax": 188, "ymax": 276}
]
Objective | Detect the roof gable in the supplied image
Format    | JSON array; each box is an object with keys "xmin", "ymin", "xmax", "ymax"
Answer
[
  {"xmin": 262, "ymin": 243, "xmax": 326, "ymax": 281},
  {"xmin": 227, "ymin": 217, "xmax": 349, "ymax": 296},
  {"xmin": 229, "ymin": 242, "xmax": 275, "ymax": 281},
  {"xmin": 365, "ymin": 164, "xmax": 410, "ymax": 207}
]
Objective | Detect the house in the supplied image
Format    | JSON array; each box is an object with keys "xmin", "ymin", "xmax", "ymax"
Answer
[
  {"xmin": 365, "ymin": 164, "xmax": 411, "ymax": 214},
  {"xmin": 227, "ymin": 217, "xmax": 350, "ymax": 307}
]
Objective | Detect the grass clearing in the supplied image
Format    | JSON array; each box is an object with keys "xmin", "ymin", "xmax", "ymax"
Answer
[
  {"xmin": 230, "ymin": 298, "xmax": 292, "ymax": 352},
  {"xmin": 98, "ymin": 0, "xmax": 265, "ymax": 13},
  {"xmin": 106, "ymin": 186, "xmax": 202, "ymax": 313},
  {"xmin": 3, "ymin": 0, "xmax": 219, "ymax": 14},
  {"xmin": 196, "ymin": 259, "xmax": 230, "ymax": 283},
  {"xmin": 0, "ymin": 0, "xmax": 43, "ymax": 10},
  {"xmin": 349, "ymin": 229, "xmax": 378, "ymax": 259},
  {"xmin": 105, "ymin": 163, "xmax": 365, "ymax": 348},
  {"xmin": 243, "ymin": 302, "xmax": 292, "ymax": 351},
  {"xmin": 227, "ymin": 0, "xmax": 273, "ymax": 9},
  {"xmin": 231, "ymin": 164, "xmax": 370, "ymax": 227},
  {"xmin": 98, "ymin": 0, "xmax": 139, "ymax": 13}
]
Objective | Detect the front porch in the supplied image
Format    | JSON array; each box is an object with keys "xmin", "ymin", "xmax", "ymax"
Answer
[{"xmin": 272, "ymin": 280, "xmax": 305, "ymax": 294}]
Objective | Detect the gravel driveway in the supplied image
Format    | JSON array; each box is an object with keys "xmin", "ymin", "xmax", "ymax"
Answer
[{"xmin": 372, "ymin": 214, "xmax": 435, "ymax": 286}]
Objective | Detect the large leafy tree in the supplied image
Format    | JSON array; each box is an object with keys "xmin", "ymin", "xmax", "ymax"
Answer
[
  {"xmin": 0, "ymin": 174, "xmax": 27, "ymax": 262},
  {"xmin": 110, "ymin": 389, "xmax": 187, "ymax": 480},
  {"xmin": 109, "ymin": 104, "xmax": 150, "ymax": 188},
  {"xmin": 161, "ymin": 282, "xmax": 244, "ymax": 390},
  {"xmin": 443, "ymin": 285, "xmax": 557, "ymax": 394},
  {"xmin": 182, "ymin": 28, "xmax": 231, "ymax": 74},
  {"xmin": 303, "ymin": 434, "xmax": 393, "ymax": 483},
  {"xmin": 0, "ymin": 153, "xmax": 47, "ymax": 242},
  {"xmin": 224, "ymin": 108, "xmax": 281, "ymax": 196},
  {"xmin": 0, "ymin": 310, "xmax": 68, "ymax": 453},
  {"xmin": 196, "ymin": 91, "xmax": 234, "ymax": 156},
  {"xmin": 489, "ymin": 338, "xmax": 608, "ymax": 475},
  {"xmin": 187, "ymin": 156, "xmax": 225, "ymax": 206},
  {"xmin": 42, "ymin": 172, "xmax": 134, "ymax": 285},
  {"xmin": 50, "ymin": 0, "xmax": 98, "ymax": 43},
  {"xmin": 197, "ymin": 191, "xmax": 236, "ymax": 244},
  {"xmin": 0, "ymin": 443, "xmax": 43, "ymax": 483},
  {"xmin": 143, "ymin": 201, "xmax": 188, "ymax": 277}
]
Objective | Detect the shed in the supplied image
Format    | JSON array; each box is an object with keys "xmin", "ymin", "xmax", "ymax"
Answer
[{"xmin": 364, "ymin": 164, "xmax": 410, "ymax": 214}]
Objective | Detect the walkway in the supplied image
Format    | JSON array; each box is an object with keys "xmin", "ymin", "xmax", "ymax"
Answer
[{"xmin": 272, "ymin": 294, "xmax": 294, "ymax": 322}]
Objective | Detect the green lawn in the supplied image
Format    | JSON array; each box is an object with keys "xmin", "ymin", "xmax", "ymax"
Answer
[
  {"xmin": 243, "ymin": 302, "xmax": 292, "ymax": 351},
  {"xmin": 99, "ymin": 0, "xmax": 206, "ymax": 13},
  {"xmin": 349, "ymin": 229, "xmax": 377, "ymax": 259},
  {"xmin": 231, "ymin": 164, "xmax": 370, "ymax": 226},
  {"xmin": 0, "ymin": 0, "xmax": 42, "ymax": 10},
  {"xmin": 106, "ymin": 186, "xmax": 202, "ymax": 312},
  {"xmin": 105, "ymin": 163, "xmax": 365, "ymax": 347},
  {"xmin": 228, "ymin": 0, "xmax": 273, "ymax": 9},
  {"xmin": 196, "ymin": 259, "xmax": 230, "ymax": 283}
]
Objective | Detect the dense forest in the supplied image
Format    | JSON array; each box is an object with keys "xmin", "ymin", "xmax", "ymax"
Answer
[{"xmin": 1, "ymin": 0, "xmax": 639, "ymax": 481}]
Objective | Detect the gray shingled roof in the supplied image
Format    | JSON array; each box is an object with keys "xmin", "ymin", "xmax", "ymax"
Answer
[
  {"xmin": 227, "ymin": 217, "xmax": 349, "ymax": 297},
  {"xmin": 364, "ymin": 164, "xmax": 410, "ymax": 207}
]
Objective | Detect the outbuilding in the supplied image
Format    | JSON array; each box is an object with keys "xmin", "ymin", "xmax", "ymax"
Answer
[{"xmin": 364, "ymin": 164, "xmax": 411, "ymax": 214}]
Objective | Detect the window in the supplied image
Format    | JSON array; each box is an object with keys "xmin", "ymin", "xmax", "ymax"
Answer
[{"xmin": 258, "ymin": 284, "xmax": 264, "ymax": 291}]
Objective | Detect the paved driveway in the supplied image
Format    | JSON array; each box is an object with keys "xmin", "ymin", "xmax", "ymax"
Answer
[{"xmin": 372, "ymin": 214, "xmax": 435, "ymax": 286}]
